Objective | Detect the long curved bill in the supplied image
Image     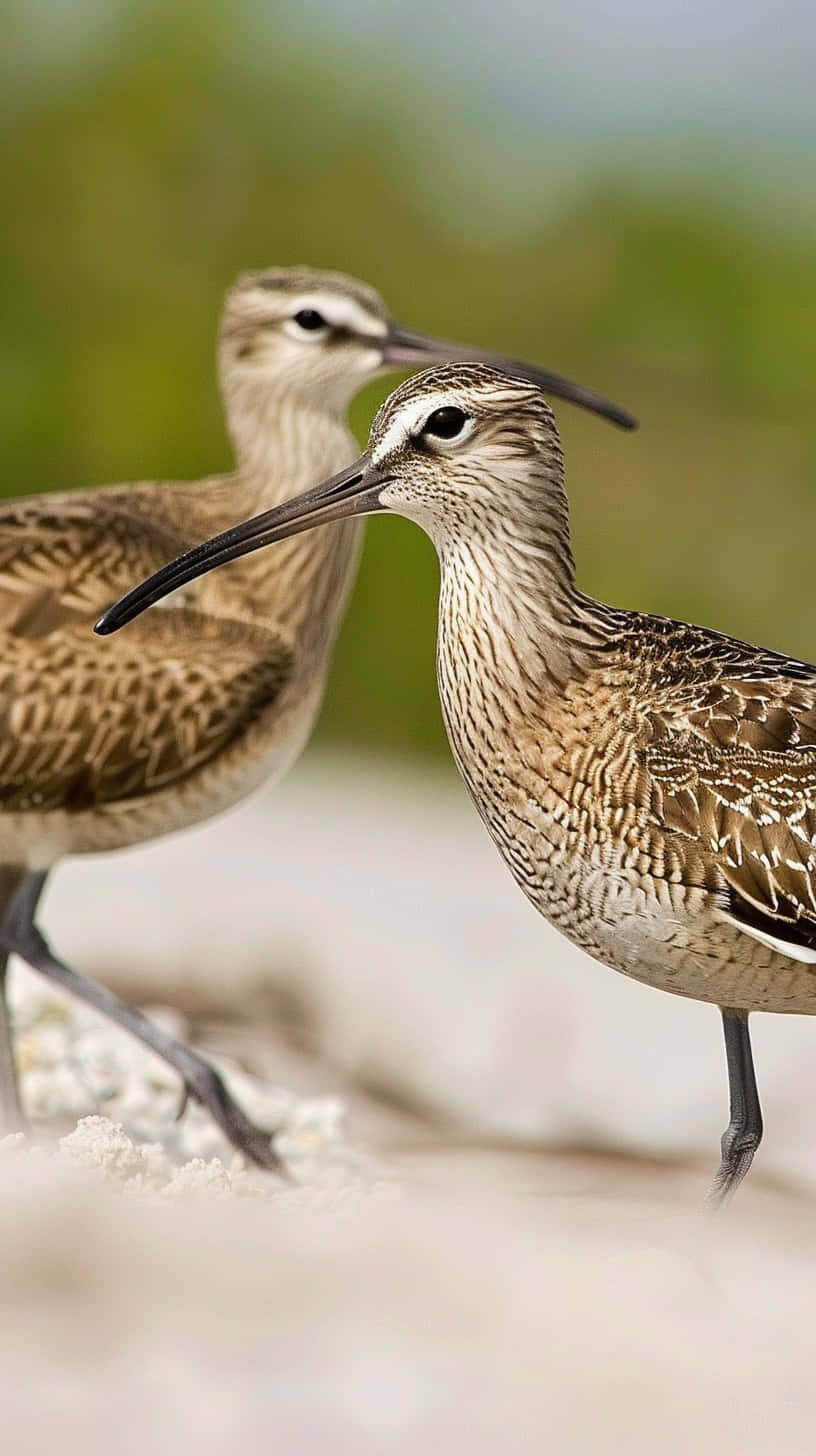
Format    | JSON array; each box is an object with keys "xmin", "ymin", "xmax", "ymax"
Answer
[
  {"xmin": 382, "ymin": 325, "xmax": 637, "ymax": 431},
  {"xmin": 95, "ymin": 457, "xmax": 391, "ymax": 635}
]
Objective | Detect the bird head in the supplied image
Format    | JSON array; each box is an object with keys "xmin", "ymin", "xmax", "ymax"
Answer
[{"xmin": 218, "ymin": 264, "xmax": 636, "ymax": 426}]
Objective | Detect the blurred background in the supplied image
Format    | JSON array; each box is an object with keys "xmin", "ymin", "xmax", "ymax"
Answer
[
  {"xmin": 5, "ymin": 0, "xmax": 816, "ymax": 1153},
  {"xmin": 3, "ymin": 0, "xmax": 815, "ymax": 759},
  {"xmin": 4, "ymin": 5, "xmax": 816, "ymax": 1450}
]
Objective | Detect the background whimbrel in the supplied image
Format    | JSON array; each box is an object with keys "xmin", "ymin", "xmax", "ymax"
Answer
[
  {"xmin": 100, "ymin": 361, "xmax": 816, "ymax": 1202},
  {"xmin": 0, "ymin": 271, "xmax": 634, "ymax": 1162}
]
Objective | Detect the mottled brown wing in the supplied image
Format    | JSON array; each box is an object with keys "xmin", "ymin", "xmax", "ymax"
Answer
[
  {"xmin": 644, "ymin": 671, "xmax": 816, "ymax": 949},
  {"xmin": 0, "ymin": 490, "xmax": 188, "ymax": 632},
  {"xmin": 0, "ymin": 490, "xmax": 292, "ymax": 810},
  {"xmin": 0, "ymin": 611, "xmax": 292, "ymax": 811}
]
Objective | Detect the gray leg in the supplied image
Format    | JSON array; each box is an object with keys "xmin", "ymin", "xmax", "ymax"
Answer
[
  {"xmin": 0, "ymin": 870, "xmax": 47, "ymax": 1134},
  {"xmin": 0, "ymin": 873, "xmax": 282, "ymax": 1172},
  {"xmin": 0, "ymin": 947, "xmax": 23, "ymax": 1133},
  {"xmin": 707, "ymin": 1008, "xmax": 763, "ymax": 1207}
]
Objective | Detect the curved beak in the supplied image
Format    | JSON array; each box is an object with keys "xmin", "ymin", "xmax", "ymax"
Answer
[
  {"xmin": 382, "ymin": 324, "xmax": 637, "ymax": 431},
  {"xmin": 95, "ymin": 457, "xmax": 390, "ymax": 635}
]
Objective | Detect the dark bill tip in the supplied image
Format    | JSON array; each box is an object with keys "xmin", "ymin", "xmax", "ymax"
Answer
[{"xmin": 382, "ymin": 325, "xmax": 638, "ymax": 431}]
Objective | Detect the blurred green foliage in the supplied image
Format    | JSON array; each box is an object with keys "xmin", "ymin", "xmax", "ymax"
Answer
[{"xmin": 2, "ymin": 5, "xmax": 815, "ymax": 758}]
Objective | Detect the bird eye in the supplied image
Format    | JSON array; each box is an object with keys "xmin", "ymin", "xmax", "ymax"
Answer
[
  {"xmin": 422, "ymin": 407, "xmax": 469, "ymax": 441},
  {"xmin": 292, "ymin": 308, "xmax": 328, "ymax": 333}
]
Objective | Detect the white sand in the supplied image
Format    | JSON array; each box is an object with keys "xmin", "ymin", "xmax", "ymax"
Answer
[
  {"xmin": 6, "ymin": 753, "xmax": 816, "ymax": 1451},
  {"xmin": 24, "ymin": 752, "xmax": 816, "ymax": 1189},
  {"xmin": 3, "ymin": 1122, "xmax": 816, "ymax": 1455}
]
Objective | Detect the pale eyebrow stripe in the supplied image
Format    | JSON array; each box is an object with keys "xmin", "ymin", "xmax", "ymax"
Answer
[
  {"xmin": 373, "ymin": 392, "xmax": 452, "ymax": 459},
  {"xmin": 291, "ymin": 294, "xmax": 387, "ymax": 337}
]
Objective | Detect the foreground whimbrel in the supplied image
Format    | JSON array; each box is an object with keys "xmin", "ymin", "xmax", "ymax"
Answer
[
  {"xmin": 100, "ymin": 361, "xmax": 816, "ymax": 1201},
  {"xmin": 0, "ymin": 272, "xmax": 634, "ymax": 1163}
]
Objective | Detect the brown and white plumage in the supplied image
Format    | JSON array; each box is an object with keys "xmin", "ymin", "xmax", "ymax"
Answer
[
  {"xmin": 2, "ymin": 277, "xmax": 634, "ymax": 1161},
  {"xmin": 0, "ymin": 266, "xmax": 370, "ymax": 1157},
  {"xmin": 101, "ymin": 361, "xmax": 816, "ymax": 1198},
  {"xmin": 0, "ymin": 489, "xmax": 298, "ymax": 849}
]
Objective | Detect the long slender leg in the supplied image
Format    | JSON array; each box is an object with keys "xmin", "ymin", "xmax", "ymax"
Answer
[
  {"xmin": 0, "ymin": 945, "xmax": 22, "ymax": 1134},
  {"xmin": 707, "ymin": 1008, "xmax": 763, "ymax": 1207},
  {"xmin": 0, "ymin": 873, "xmax": 283, "ymax": 1172},
  {"xmin": 0, "ymin": 869, "xmax": 46, "ymax": 1133}
]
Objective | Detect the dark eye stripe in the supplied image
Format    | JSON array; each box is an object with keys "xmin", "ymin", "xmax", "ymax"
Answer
[{"xmin": 422, "ymin": 406, "xmax": 468, "ymax": 440}]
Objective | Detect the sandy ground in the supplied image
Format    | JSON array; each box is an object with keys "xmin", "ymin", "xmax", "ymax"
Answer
[
  {"xmin": 5, "ymin": 753, "xmax": 816, "ymax": 1451},
  {"xmin": 32, "ymin": 753, "xmax": 816, "ymax": 1188},
  {"xmin": 5, "ymin": 1128, "xmax": 816, "ymax": 1456}
]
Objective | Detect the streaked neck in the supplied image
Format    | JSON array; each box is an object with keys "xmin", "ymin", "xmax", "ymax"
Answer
[
  {"xmin": 210, "ymin": 379, "xmax": 363, "ymax": 669},
  {"xmin": 435, "ymin": 515, "xmax": 605, "ymax": 745},
  {"xmin": 224, "ymin": 380, "xmax": 355, "ymax": 506}
]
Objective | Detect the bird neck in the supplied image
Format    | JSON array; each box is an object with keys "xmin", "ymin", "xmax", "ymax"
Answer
[
  {"xmin": 435, "ymin": 510, "xmax": 605, "ymax": 752},
  {"xmin": 200, "ymin": 382, "xmax": 363, "ymax": 672},
  {"xmin": 223, "ymin": 378, "xmax": 351, "ymax": 498}
]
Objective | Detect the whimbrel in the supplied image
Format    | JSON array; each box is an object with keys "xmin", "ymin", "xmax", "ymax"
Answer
[
  {"xmin": 0, "ymin": 273, "xmax": 634, "ymax": 1163},
  {"xmin": 100, "ymin": 361, "xmax": 816, "ymax": 1201}
]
